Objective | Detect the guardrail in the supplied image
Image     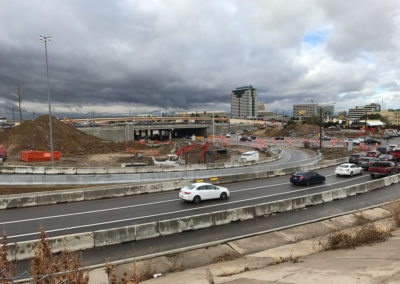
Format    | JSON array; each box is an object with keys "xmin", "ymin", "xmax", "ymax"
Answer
[{"xmin": 6, "ymin": 171, "xmax": 398, "ymax": 261}]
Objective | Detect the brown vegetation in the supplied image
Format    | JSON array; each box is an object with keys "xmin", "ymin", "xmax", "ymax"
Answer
[
  {"xmin": 323, "ymin": 223, "xmax": 391, "ymax": 250},
  {"xmin": 0, "ymin": 228, "xmax": 89, "ymax": 283},
  {"xmin": 390, "ymin": 203, "xmax": 400, "ymax": 227}
]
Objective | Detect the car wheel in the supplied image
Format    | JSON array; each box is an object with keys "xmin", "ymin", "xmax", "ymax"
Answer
[
  {"xmin": 350, "ymin": 171, "xmax": 353, "ymax": 177},
  {"xmin": 370, "ymin": 174, "xmax": 375, "ymax": 179},
  {"xmin": 220, "ymin": 192, "xmax": 228, "ymax": 200},
  {"xmin": 360, "ymin": 169, "xmax": 364, "ymax": 175},
  {"xmin": 306, "ymin": 181, "xmax": 310, "ymax": 186},
  {"xmin": 336, "ymin": 174, "xmax": 340, "ymax": 177},
  {"xmin": 193, "ymin": 196, "xmax": 201, "ymax": 204}
]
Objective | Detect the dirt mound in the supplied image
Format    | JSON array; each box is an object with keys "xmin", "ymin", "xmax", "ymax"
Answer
[
  {"xmin": 248, "ymin": 124, "xmax": 319, "ymax": 137},
  {"xmin": 0, "ymin": 116, "xmax": 149, "ymax": 156}
]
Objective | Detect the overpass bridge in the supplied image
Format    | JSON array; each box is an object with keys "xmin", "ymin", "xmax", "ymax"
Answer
[{"xmin": 79, "ymin": 122, "xmax": 212, "ymax": 142}]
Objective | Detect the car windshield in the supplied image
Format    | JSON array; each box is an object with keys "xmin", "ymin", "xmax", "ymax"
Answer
[{"xmin": 186, "ymin": 184, "xmax": 197, "ymax": 190}]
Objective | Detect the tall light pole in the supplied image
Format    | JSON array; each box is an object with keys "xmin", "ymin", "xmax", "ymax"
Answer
[{"xmin": 40, "ymin": 35, "xmax": 55, "ymax": 167}]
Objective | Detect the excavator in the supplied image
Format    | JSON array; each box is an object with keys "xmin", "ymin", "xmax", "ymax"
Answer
[
  {"xmin": 152, "ymin": 142, "xmax": 209, "ymax": 167},
  {"xmin": 176, "ymin": 142, "xmax": 209, "ymax": 162}
]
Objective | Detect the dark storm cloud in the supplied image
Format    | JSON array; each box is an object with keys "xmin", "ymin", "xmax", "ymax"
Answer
[{"xmin": 0, "ymin": 0, "xmax": 400, "ymax": 117}]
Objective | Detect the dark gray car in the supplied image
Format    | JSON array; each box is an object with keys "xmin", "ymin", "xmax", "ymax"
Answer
[{"xmin": 358, "ymin": 157, "xmax": 379, "ymax": 169}]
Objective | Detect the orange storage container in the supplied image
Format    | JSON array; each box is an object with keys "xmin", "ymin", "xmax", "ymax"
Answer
[{"xmin": 21, "ymin": 151, "xmax": 61, "ymax": 162}]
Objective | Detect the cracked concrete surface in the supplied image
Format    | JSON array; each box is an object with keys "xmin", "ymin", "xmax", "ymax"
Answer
[{"xmin": 143, "ymin": 229, "xmax": 400, "ymax": 284}]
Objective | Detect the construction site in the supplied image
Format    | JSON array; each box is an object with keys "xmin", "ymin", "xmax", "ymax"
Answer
[{"xmin": 0, "ymin": 115, "xmax": 271, "ymax": 167}]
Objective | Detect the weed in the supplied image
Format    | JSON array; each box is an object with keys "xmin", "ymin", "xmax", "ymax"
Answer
[
  {"xmin": 206, "ymin": 268, "xmax": 215, "ymax": 284},
  {"xmin": 353, "ymin": 213, "xmax": 370, "ymax": 226},
  {"xmin": 169, "ymin": 253, "xmax": 184, "ymax": 272},
  {"xmin": 323, "ymin": 223, "xmax": 391, "ymax": 250},
  {"xmin": 213, "ymin": 251, "xmax": 241, "ymax": 263},
  {"xmin": 269, "ymin": 255, "xmax": 301, "ymax": 265},
  {"xmin": 390, "ymin": 203, "xmax": 400, "ymax": 227}
]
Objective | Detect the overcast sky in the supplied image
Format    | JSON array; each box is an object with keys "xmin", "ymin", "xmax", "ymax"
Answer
[{"xmin": 1, "ymin": 0, "xmax": 400, "ymax": 119}]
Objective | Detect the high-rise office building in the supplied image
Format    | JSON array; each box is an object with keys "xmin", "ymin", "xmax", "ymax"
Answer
[
  {"xmin": 231, "ymin": 86, "xmax": 258, "ymax": 118},
  {"xmin": 292, "ymin": 104, "xmax": 318, "ymax": 118}
]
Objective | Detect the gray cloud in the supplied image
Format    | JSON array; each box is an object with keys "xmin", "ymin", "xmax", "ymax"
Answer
[{"xmin": 0, "ymin": 0, "xmax": 400, "ymax": 119}]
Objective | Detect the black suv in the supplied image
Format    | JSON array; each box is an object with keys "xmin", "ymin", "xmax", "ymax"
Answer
[
  {"xmin": 358, "ymin": 157, "xmax": 379, "ymax": 169},
  {"xmin": 349, "ymin": 153, "xmax": 366, "ymax": 164},
  {"xmin": 365, "ymin": 138, "xmax": 381, "ymax": 145}
]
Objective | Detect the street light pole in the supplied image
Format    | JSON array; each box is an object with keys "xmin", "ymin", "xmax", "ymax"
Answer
[
  {"xmin": 319, "ymin": 107, "xmax": 322, "ymax": 150},
  {"xmin": 40, "ymin": 35, "xmax": 54, "ymax": 167}
]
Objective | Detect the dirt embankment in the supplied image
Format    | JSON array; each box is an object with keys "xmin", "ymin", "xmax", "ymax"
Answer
[{"xmin": 0, "ymin": 116, "xmax": 150, "ymax": 156}]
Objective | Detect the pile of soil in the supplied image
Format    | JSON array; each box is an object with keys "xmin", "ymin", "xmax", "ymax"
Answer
[
  {"xmin": 249, "ymin": 124, "xmax": 319, "ymax": 137},
  {"xmin": 0, "ymin": 116, "xmax": 149, "ymax": 156}
]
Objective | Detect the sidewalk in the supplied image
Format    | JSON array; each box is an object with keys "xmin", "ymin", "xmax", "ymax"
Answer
[{"xmin": 143, "ymin": 229, "xmax": 400, "ymax": 284}]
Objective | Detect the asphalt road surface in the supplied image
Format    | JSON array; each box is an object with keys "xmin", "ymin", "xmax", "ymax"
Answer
[{"xmin": 0, "ymin": 165, "xmax": 380, "ymax": 243}]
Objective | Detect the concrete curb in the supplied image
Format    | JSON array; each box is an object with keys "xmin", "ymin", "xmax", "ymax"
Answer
[
  {"xmin": 7, "ymin": 172, "xmax": 398, "ymax": 261},
  {"xmin": 0, "ymin": 155, "xmax": 338, "ymax": 210}
]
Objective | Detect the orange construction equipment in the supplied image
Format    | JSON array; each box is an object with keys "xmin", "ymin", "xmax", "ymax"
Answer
[{"xmin": 176, "ymin": 142, "xmax": 209, "ymax": 162}]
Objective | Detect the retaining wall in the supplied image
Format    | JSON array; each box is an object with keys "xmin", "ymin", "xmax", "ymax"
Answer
[{"xmin": 7, "ymin": 171, "xmax": 398, "ymax": 261}]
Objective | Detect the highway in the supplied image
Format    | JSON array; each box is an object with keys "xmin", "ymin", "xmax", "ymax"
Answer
[{"xmin": 0, "ymin": 165, "xmax": 381, "ymax": 243}]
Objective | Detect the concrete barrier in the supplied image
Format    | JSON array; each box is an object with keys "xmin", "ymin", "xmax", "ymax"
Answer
[
  {"xmin": 0, "ymin": 154, "xmax": 334, "ymax": 210},
  {"xmin": 0, "ymin": 150, "xmax": 284, "ymax": 176},
  {"xmin": 9, "ymin": 232, "xmax": 95, "ymax": 261},
  {"xmin": 8, "ymin": 174, "xmax": 400, "ymax": 261}
]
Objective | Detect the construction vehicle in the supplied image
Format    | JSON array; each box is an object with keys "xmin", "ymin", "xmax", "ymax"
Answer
[
  {"xmin": 149, "ymin": 115, "xmax": 158, "ymax": 123},
  {"xmin": 176, "ymin": 142, "xmax": 209, "ymax": 162},
  {"xmin": 0, "ymin": 145, "xmax": 6, "ymax": 162},
  {"xmin": 152, "ymin": 142, "xmax": 210, "ymax": 167}
]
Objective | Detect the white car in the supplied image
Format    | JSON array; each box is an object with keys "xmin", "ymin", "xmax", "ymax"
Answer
[
  {"xmin": 179, "ymin": 182, "xmax": 230, "ymax": 203},
  {"xmin": 335, "ymin": 163, "xmax": 363, "ymax": 176}
]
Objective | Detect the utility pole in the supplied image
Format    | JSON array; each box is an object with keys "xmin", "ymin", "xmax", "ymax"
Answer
[
  {"xmin": 212, "ymin": 112, "xmax": 215, "ymax": 145},
  {"xmin": 17, "ymin": 84, "xmax": 22, "ymax": 122},
  {"xmin": 319, "ymin": 107, "xmax": 322, "ymax": 149},
  {"xmin": 40, "ymin": 35, "xmax": 55, "ymax": 167},
  {"xmin": 12, "ymin": 107, "xmax": 15, "ymax": 124}
]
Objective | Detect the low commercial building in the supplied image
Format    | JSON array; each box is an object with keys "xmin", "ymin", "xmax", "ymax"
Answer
[
  {"xmin": 348, "ymin": 103, "xmax": 381, "ymax": 120},
  {"xmin": 372, "ymin": 110, "xmax": 400, "ymax": 126}
]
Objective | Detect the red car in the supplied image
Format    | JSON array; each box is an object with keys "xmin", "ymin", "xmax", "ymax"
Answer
[
  {"xmin": 391, "ymin": 148, "xmax": 400, "ymax": 161},
  {"xmin": 366, "ymin": 151, "xmax": 380, "ymax": 158}
]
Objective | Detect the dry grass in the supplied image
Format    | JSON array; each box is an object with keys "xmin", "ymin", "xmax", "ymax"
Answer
[
  {"xmin": 213, "ymin": 251, "xmax": 241, "ymax": 263},
  {"xmin": 0, "ymin": 228, "xmax": 89, "ymax": 283},
  {"xmin": 390, "ymin": 203, "xmax": 400, "ymax": 227},
  {"xmin": 269, "ymin": 255, "xmax": 301, "ymax": 265},
  {"xmin": 206, "ymin": 268, "xmax": 215, "ymax": 284},
  {"xmin": 323, "ymin": 223, "xmax": 391, "ymax": 250},
  {"xmin": 353, "ymin": 213, "xmax": 370, "ymax": 226}
]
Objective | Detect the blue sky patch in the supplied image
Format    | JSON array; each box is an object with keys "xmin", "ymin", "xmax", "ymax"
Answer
[{"xmin": 303, "ymin": 29, "xmax": 330, "ymax": 46}]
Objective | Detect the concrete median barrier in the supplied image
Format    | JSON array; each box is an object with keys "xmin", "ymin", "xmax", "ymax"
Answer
[
  {"xmin": 94, "ymin": 227, "xmax": 132, "ymax": 247},
  {"xmin": 158, "ymin": 219, "xmax": 181, "ymax": 236},
  {"xmin": 135, "ymin": 222, "xmax": 160, "ymax": 241},
  {"xmin": 9, "ymin": 174, "xmax": 400, "ymax": 260},
  {"xmin": 10, "ymin": 232, "xmax": 95, "ymax": 261}
]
